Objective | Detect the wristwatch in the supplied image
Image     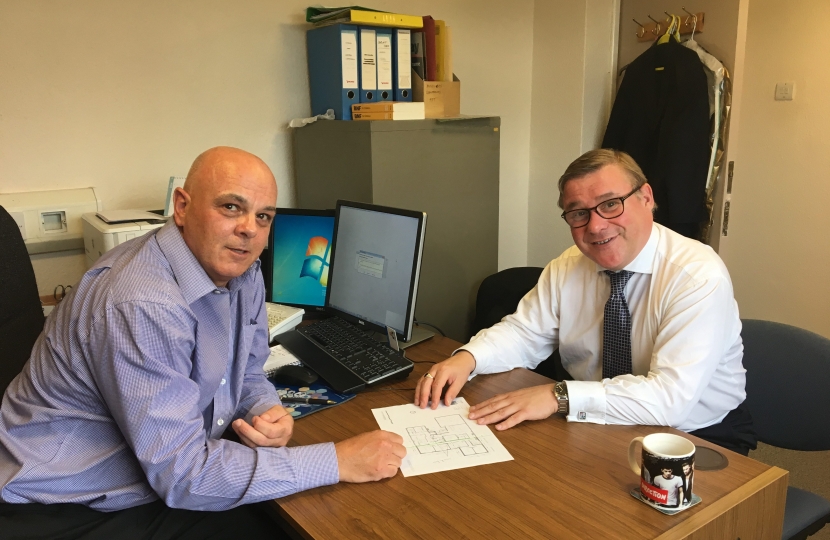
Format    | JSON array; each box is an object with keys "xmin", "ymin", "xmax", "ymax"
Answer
[{"xmin": 553, "ymin": 381, "xmax": 569, "ymax": 416}]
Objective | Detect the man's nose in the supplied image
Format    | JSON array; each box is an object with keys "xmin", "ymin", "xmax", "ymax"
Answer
[
  {"xmin": 237, "ymin": 213, "xmax": 257, "ymax": 237},
  {"xmin": 585, "ymin": 209, "xmax": 608, "ymax": 233}
]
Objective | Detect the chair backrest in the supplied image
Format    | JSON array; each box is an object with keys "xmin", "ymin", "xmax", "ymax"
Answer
[
  {"xmin": 471, "ymin": 266, "xmax": 570, "ymax": 381},
  {"xmin": 471, "ymin": 266, "xmax": 544, "ymax": 338},
  {"xmin": 0, "ymin": 205, "xmax": 45, "ymax": 395},
  {"xmin": 741, "ymin": 319, "xmax": 830, "ymax": 451}
]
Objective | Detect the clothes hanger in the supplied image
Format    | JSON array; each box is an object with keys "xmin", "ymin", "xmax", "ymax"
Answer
[
  {"xmin": 683, "ymin": 7, "xmax": 698, "ymax": 43},
  {"xmin": 657, "ymin": 14, "xmax": 681, "ymax": 45},
  {"xmin": 654, "ymin": 14, "xmax": 679, "ymax": 71}
]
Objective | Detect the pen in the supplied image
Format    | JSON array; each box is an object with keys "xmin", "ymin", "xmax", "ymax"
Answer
[{"xmin": 281, "ymin": 397, "xmax": 336, "ymax": 405}]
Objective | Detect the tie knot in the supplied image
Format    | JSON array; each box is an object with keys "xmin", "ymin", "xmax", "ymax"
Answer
[{"xmin": 605, "ymin": 270, "xmax": 634, "ymax": 294}]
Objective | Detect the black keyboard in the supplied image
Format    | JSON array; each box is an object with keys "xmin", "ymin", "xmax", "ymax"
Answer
[{"xmin": 297, "ymin": 318, "xmax": 413, "ymax": 384}]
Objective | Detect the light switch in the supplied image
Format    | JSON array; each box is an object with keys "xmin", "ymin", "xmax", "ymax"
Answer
[
  {"xmin": 10, "ymin": 211, "xmax": 27, "ymax": 239},
  {"xmin": 774, "ymin": 81, "xmax": 795, "ymax": 101}
]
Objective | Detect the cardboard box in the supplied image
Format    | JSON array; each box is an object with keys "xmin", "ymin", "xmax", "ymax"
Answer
[{"xmin": 412, "ymin": 71, "xmax": 461, "ymax": 118}]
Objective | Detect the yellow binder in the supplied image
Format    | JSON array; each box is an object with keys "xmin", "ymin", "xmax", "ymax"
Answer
[{"xmin": 314, "ymin": 9, "xmax": 424, "ymax": 29}]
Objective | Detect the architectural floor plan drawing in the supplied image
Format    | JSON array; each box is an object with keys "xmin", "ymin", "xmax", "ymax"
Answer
[
  {"xmin": 407, "ymin": 414, "xmax": 488, "ymax": 457},
  {"xmin": 372, "ymin": 398, "xmax": 513, "ymax": 477}
]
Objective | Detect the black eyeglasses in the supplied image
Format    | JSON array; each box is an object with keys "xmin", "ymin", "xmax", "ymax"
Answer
[{"xmin": 560, "ymin": 185, "xmax": 642, "ymax": 228}]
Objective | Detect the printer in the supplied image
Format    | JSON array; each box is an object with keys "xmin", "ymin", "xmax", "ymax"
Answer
[{"xmin": 82, "ymin": 212, "xmax": 167, "ymax": 268}]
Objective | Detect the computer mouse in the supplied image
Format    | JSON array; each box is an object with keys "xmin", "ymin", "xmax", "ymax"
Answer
[{"xmin": 273, "ymin": 364, "xmax": 319, "ymax": 386}]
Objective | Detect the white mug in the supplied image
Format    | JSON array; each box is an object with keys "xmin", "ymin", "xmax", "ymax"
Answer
[{"xmin": 628, "ymin": 433, "xmax": 696, "ymax": 508}]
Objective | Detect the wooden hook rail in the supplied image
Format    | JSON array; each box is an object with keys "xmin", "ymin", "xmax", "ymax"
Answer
[{"xmin": 633, "ymin": 11, "xmax": 705, "ymax": 42}]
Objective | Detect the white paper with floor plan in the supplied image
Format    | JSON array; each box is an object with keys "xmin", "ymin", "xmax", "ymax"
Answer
[{"xmin": 372, "ymin": 398, "xmax": 513, "ymax": 477}]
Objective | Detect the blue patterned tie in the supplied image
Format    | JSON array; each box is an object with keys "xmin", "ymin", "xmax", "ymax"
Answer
[{"xmin": 602, "ymin": 270, "xmax": 634, "ymax": 379}]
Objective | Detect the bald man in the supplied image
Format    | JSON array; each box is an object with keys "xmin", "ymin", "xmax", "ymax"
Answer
[{"xmin": 0, "ymin": 147, "xmax": 405, "ymax": 539}]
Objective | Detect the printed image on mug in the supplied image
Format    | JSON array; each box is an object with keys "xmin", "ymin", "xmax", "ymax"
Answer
[{"xmin": 628, "ymin": 433, "xmax": 701, "ymax": 514}]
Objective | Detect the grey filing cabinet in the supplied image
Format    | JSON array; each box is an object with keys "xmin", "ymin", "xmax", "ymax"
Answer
[{"xmin": 293, "ymin": 117, "xmax": 500, "ymax": 342}]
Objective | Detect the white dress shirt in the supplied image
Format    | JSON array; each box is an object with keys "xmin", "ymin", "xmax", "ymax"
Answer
[{"xmin": 462, "ymin": 223, "xmax": 745, "ymax": 432}]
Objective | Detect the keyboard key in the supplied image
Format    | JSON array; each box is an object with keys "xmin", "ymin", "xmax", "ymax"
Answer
[{"xmin": 298, "ymin": 319, "xmax": 411, "ymax": 383}]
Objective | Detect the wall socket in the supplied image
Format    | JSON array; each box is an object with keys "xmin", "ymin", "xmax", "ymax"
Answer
[{"xmin": 774, "ymin": 81, "xmax": 795, "ymax": 101}]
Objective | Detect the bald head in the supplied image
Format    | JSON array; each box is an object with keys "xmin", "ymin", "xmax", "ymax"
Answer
[
  {"xmin": 173, "ymin": 146, "xmax": 278, "ymax": 287},
  {"xmin": 183, "ymin": 146, "xmax": 275, "ymax": 195}
]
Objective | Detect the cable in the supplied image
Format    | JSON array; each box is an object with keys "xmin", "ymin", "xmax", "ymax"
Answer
[
  {"xmin": 363, "ymin": 385, "xmax": 418, "ymax": 394},
  {"xmin": 414, "ymin": 320, "xmax": 446, "ymax": 337}
]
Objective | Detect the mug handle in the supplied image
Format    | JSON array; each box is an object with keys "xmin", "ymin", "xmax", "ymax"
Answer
[{"xmin": 628, "ymin": 437, "xmax": 644, "ymax": 476}]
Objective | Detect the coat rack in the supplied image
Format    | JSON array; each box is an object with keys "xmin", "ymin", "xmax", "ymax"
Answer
[{"xmin": 632, "ymin": 8, "xmax": 705, "ymax": 42}]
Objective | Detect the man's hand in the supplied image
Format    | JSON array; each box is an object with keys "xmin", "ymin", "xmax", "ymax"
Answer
[
  {"xmin": 232, "ymin": 404, "xmax": 294, "ymax": 448},
  {"xmin": 414, "ymin": 351, "xmax": 476, "ymax": 409},
  {"xmin": 468, "ymin": 384, "xmax": 558, "ymax": 431},
  {"xmin": 335, "ymin": 430, "xmax": 406, "ymax": 483}
]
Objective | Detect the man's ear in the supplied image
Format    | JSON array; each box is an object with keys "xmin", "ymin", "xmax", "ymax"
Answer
[
  {"xmin": 639, "ymin": 183, "xmax": 655, "ymax": 209},
  {"xmin": 172, "ymin": 187, "xmax": 190, "ymax": 227}
]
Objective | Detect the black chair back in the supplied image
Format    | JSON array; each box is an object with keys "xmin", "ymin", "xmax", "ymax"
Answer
[
  {"xmin": 0, "ymin": 205, "xmax": 45, "ymax": 395},
  {"xmin": 472, "ymin": 266, "xmax": 570, "ymax": 381},
  {"xmin": 471, "ymin": 267, "xmax": 544, "ymax": 337}
]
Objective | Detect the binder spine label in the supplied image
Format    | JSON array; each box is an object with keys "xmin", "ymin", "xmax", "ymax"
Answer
[
  {"xmin": 341, "ymin": 31, "xmax": 358, "ymax": 88},
  {"xmin": 352, "ymin": 103, "xmax": 394, "ymax": 112},
  {"xmin": 397, "ymin": 30, "xmax": 411, "ymax": 89},
  {"xmin": 352, "ymin": 112, "xmax": 393, "ymax": 120},
  {"xmin": 377, "ymin": 34, "xmax": 393, "ymax": 90},
  {"xmin": 360, "ymin": 28, "xmax": 377, "ymax": 90}
]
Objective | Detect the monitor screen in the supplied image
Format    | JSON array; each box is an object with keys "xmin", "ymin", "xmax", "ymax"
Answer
[
  {"xmin": 266, "ymin": 209, "xmax": 335, "ymax": 309},
  {"xmin": 326, "ymin": 201, "xmax": 426, "ymax": 341}
]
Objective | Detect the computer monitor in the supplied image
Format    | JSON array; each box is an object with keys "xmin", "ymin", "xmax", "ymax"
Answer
[
  {"xmin": 264, "ymin": 208, "xmax": 335, "ymax": 311},
  {"xmin": 325, "ymin": 200, "xmax": 427, "ymax": 342}
]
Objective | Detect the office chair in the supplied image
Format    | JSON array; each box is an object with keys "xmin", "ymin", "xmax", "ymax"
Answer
[
  {"xmin": 0, "ymin": 206, "xmax": 45, "ymax": 395},
  {"xmin": 472, "ymin": 267, "xmax": 570, "ymax": 381},
  {"xmin": 742, "ymin": 319, "xmax": 830, "ymax": 540}
]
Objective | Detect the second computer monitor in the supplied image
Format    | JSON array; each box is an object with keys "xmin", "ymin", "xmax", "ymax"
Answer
[
  {"xmin": 267, "ymin": 208, "xmax": 335, "ymax": 310},
  {"xmin": 326, "ymin": 200, "xmax": 427, "ymax": 342}
]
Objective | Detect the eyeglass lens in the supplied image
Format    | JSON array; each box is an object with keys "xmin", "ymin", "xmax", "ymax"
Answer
[{"xmin": 564, "ymin": 198, "xmax": 625, "ymax": 227}]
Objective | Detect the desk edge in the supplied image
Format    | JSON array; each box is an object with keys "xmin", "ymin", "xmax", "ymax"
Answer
[{"xmin": 654, "ymin": 466, "xmax": 788, "ymax": 540}]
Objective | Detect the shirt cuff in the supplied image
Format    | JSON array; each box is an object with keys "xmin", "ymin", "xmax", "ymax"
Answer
[
  {"xmin": 283, "ymin": 443, "xmax": 340, "ymax": 493},
  {"xmin": 565, "ymin": 381, "xmax": 607, "ymax": 424},
  {"xmin": 456, "ymin": 342, "xmax": 492, "ymax": 376}
]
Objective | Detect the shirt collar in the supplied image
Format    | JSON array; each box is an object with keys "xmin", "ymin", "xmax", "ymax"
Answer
[
  {"xmin": 155, "ymin": 221, "xmax": 261, "ymax": 304},
  {"xmin": 595, "ymin": 223, "xmax": 659, "ymax": 275}
]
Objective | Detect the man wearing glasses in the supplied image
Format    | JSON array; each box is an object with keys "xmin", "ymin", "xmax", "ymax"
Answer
[{"xmin": 415, "ymin": 149, "xmax": 756, "ymax": 456}]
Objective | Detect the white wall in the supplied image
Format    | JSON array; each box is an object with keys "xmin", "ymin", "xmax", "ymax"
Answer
[
  {"xmin": 526, "ymin": 0, "xmax": 617, "ymax": 267},
  {"xmin": 0, "ymin": 0, "xmax": 534, "ymax": 293},
  {"xmin": 720, "ymin": 0, "xmax": 830, "ymax": 338}
]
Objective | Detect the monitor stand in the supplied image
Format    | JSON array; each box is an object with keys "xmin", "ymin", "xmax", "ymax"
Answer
[{"xmin": 400, "ymin": 325, "xmax": 435, "ymax": 349}]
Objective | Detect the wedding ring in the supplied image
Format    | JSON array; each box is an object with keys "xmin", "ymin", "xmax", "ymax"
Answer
[{"xmin": 423, "ymin": 372, "xmax": 434, "ymax": 379}]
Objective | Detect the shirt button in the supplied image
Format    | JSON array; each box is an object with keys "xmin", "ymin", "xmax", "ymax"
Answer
[
  {"xmin": 213, "ymin": 290, "xmax": 222, "ymax": 294},
  {"xmin": 217, "ymin": 418, "xmax": 224, "ymax": 426},
  {"xmin": 220, "ymin": 378, "xmax": 226, "ymax": 385}
]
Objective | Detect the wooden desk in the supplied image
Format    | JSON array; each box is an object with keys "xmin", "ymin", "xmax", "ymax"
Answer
[{"xmin": 274, "ymin": 336, "xmax": 787, "ymax": 539}]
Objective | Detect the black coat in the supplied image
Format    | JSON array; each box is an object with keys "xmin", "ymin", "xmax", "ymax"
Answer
[{"xmin": 603, "ymin": 41, "xmax": 710, "ymax": 233}]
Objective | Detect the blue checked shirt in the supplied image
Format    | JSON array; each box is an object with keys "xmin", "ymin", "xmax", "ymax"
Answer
[{"xmin": 0, "ymin": 222, "xmax": 338, "ymax": 511}]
